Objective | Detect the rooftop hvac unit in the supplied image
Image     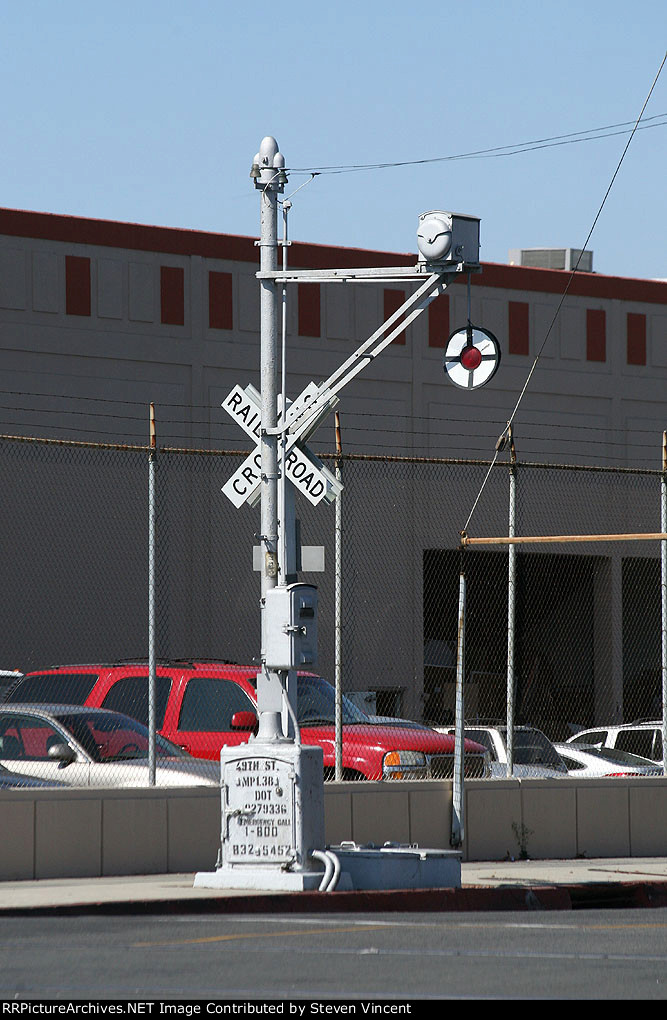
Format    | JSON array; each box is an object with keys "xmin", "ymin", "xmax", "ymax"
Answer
[{"xmin": 508, "ymin": 248, "xmax": 593, "ymax": 272}]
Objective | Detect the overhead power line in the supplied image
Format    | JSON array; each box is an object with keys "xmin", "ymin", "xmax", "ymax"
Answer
[
  {"xmin": 286, "ymin": 113, "xmax": 667, "ymax": 175},
  {"xmin": 461, "ymin": 50, "xmax": 667, "ymax": 534}
]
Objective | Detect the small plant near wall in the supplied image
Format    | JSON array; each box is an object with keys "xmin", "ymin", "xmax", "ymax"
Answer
[{"xmin": 511, "ymin": 821, "xmax": 534, "ymax": 861}]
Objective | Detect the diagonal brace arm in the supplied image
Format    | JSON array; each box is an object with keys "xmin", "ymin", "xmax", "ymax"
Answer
[{"xmin": 285, "ymin": 273, "xmax": 449, "ymax": 443}]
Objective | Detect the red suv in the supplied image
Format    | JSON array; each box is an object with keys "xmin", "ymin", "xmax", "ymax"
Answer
[{"xmin": 5, "ymin": 661, "xmax": 489, "ymax": 781}]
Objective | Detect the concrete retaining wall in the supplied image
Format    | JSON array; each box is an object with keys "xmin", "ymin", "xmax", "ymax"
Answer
[{"xmin": 2, "ymin": 778, "xmax": 667, "ymax": 881}]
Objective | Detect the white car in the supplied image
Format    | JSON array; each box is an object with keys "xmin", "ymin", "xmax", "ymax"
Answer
[
  {"xmin": 566, "ymin": 721, "xmax": 664, "ymax": 762},
  {"xmin": 0, "ymin": 762, "xmax": 68, "ymax": 788},
  {"xmin": 554, "ymin": 742, "xmax": 663, "ymax": 778},
  {"xmin": 436, "ymin": 724, "xmax": 569, "ymax": 778},
  {"xmin": 0, "ymin": 704, "xmax": 220, "ymax": 787}
]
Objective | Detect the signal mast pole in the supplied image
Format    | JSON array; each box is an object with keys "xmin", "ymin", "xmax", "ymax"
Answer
[{"xmin": 253, "ymin": 136, "xmax": 288, "ymax": 741}]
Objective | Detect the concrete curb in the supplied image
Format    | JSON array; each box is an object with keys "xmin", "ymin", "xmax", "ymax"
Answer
[{"xmin": 4, "ymin": 881, "xmax": 667, "ymax": 916}]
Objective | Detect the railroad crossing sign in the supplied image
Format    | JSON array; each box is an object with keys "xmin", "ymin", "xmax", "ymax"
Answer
[{"xmin": 221, "ymin": 383, "xmax": 342, "ymax": 509}]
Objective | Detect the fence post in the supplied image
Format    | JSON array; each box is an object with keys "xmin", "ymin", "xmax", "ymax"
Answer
[
  {"xmin": 662, "ymin": 431, "xmax": 667, "ymax": 777},
  {"xmin": 334, "ymin": 412, "xmax": 343, "ymax": 782},
  {"xmin": 506, "ymin": 426, "xmax": 517, "ymax": 777},
  {"xmin": 451, "ymin": 571, "xmax": 466, "ymax": 847},
  {"xmin": 148, "ymin": 403, "xmax": 157, "ymax": 786}
]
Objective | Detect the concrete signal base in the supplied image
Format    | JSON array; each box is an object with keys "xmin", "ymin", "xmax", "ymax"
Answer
[
  {"xmin": 195, "ymin": 739, "xmax": 327, "ymax": 892},
  {"xmin": 193, "ymin": 865, "xmax": 325, "ymax": 891}
]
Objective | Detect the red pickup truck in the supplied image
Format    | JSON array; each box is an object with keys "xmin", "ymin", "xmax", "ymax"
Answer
[{"xmin": 6, "ymin": 660, "xmax": 489, "ymax": 781}]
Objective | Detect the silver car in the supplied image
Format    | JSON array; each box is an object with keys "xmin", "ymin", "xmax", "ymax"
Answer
[{"xmin": 0, "ymin": 704, "xmax": 220, "ymax": 787}]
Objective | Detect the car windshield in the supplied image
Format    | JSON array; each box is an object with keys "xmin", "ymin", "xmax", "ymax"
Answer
[
  {"xmin": 463, "ymin": 730, "xmax": 497, "ymax": 758},
  {"xmin": 297, "ymin": 676, "xmax": 369, "ymax": 726},
  {"xmin": 53, "ymin": 711, "xmax": 188, "ymax": 763},
  {"xmin": 576, "ymin": 744, "xmax": 658, "ymax": 767},
  {"xmin": 512, "ymin": 730, "xmax": 564, "ymax": 767}
]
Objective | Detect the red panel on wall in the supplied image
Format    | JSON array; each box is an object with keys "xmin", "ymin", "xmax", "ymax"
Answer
[
  {"xmin": 384, "ymin": 288, "xmax": 406, "ymax": 345},
  {"xmin": 428, "ymin": 294, "xmax": 450, "ymax": 348},
  {"xmin": 627, "ymin": 312, "xmax": 646, "ymax": 365},
  {"xmin": 508, "ymin": 301, "xmax": 529, "ymax": 355},
  {"xmin": 586, "ymin": 309, "xmax": 606, "ymax": 362},
  {"xmin": 160, "ymin": 266, "xmax": 185, "ymax": 326},
  {"xmin": 298, "ymin": 283, "xmax": 321, "ymax": 337},
  {"xmin": 209, "ymin": 271, "xmax": 233, "ymax": 330},
  {"xmin": 65, "ymin": 255, "xmax": 91, "ymax": 316}
]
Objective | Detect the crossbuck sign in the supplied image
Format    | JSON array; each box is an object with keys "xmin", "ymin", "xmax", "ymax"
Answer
[{"xmin": 221, "ymin": 383, "xmax": 342, "ymax": 509}]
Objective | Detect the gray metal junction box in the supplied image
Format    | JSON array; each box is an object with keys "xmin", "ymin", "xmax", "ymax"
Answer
[{"xmin": 263, "ymin": 582, "xmax": 318, "ymax": 671}]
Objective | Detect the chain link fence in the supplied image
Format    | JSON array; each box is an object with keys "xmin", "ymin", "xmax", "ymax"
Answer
[{"xmin": 1, "ymin": 433, "xmax": 666, "ymax": 784}]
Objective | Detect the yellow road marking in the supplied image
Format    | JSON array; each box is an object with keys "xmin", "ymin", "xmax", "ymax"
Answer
[
  {"xmin": 131, "ymin": 919, "xmax": 667, "ymax": 948},
  {"xmin": 132, "ymin": 924, "xmax": 390, "ymax": 948}
]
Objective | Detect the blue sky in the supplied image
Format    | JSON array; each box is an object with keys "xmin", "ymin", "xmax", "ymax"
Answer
[{"xmin": 1, "ymin": 1, "xmax": 665, "ymax": 279}]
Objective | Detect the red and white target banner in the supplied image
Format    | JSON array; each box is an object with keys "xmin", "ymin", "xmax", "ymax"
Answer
[{"xmin": 444, "ymin": 327, "xmax": 501, "ymax": 389}]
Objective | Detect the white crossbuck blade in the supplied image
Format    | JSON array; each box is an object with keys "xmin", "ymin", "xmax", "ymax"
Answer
[{"xmin": 220, "ymin": 383, "xmax": 342, "ymax": 508}]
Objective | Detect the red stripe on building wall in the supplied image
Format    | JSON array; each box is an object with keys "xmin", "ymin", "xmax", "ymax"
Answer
[
  {"xmin": 586, "ymin": 309, "xmax": 606, "ymax": 362},
  {"xmin": 65, "ymin": 255, "xmax": 91, "ymax": 316},
  {"xmin": 627, "ymin": 312, "xmax": 647, "ymax": 365},
  {"xmin": 3, "ymin": 208, "xmax": 667, "ymax": 305},
  {"xmin": 472, "ymin": 261, "xmax": 667, "ymax": 305},
  {"xmin": 209, "ymin": 271, "xmax": 233, "ymax": 330},
  {"xmin": 384, "ymin": 288, "xmax": 406, "ymax": 345},
  {"xmin": 508, "ymin": 301, "xmax": 529, "ymax": 355},
  {"xmin": 428, "ymin": 294, "xmax": 450, "ymax": 348},
  {"xmin": 160, "ymin": 266, "xmax": 185, "ymax": 326},
  {"xmin": 298, "ymin": 283, "xmax": 321, "ymax": 337}
]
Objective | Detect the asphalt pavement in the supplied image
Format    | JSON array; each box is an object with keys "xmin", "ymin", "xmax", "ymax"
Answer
[{"xmin": 3, "ymin": 858, "xmax": 667, "ymax": 914}]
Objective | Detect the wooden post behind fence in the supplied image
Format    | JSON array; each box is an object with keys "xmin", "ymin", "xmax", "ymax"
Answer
[{"xmin": 461, "ymin": 532, "xmax": 667, "ymax": 546}]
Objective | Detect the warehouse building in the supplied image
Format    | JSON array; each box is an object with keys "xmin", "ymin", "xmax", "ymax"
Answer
[{"xmin": 1, "ymin": 207, "xmax": 666, "ymax": 735}]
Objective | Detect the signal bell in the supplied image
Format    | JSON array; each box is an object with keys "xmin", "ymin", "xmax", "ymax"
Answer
[{"xmin": 417, "ymin": 211, "xmax": 480, "ymax": 266}]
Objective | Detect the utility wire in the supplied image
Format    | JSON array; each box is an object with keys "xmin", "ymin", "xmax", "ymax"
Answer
[
  {"xmin": 286, "ymin": 113, "xmax": 667, "ymax": 175},
  {"xmin": 461, "ymin": 51, "xmax": 667, "ymax": 535},
  {"xmin": 2, "ymin": 394, "xmax": 667, "ymax": 439},
  {"xmin": 0, "ymin": 411, "xmax": 659, "ymax": 455},
  {"xmin": 3, "ymin": 399, "xmax": 667, "ymax": 452},
  {"xmin": 1, "ymin": 398, "xmax": 665, "ymax": 464},
  {"xmin": 0, "ymin": 428, "xmax": 661, "ymax": 466}
]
